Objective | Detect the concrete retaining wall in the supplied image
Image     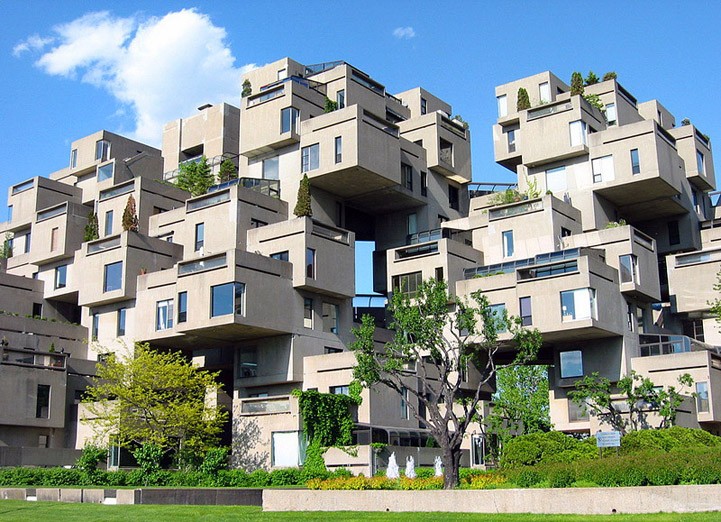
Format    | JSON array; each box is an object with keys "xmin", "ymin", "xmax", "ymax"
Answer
[{"xmin": 262, "ymin": 485, "xmax": 721, "ymax": 515}]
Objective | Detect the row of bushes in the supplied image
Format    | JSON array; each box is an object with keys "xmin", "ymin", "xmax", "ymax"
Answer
[
  {"xmin": 308, "ymin": 470, "xmax": 505, "ymax": 491},
  {"xmin": 0, "ymin": 466, "xmax": 351, "ymax": 488},
  {"xmin": 500, "ymin": 427, "xmax": 721, "ymax": 467}
]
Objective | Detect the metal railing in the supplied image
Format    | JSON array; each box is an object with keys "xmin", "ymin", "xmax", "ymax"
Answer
[
  {"xmin": 468, "ymin": 182, "xmax": 518, "ymax": 199},
  {"xmin": 1, "ymin": 347, "xmax": 67, "ymax": 370},
  {"xmin": 465, "ymin": 247, "xmax": 581, "ymax": 279}
]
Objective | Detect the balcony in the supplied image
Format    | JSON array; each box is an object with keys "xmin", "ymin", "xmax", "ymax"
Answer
[
  {"xmin": 29, "ymin": 202, "xmax": 88, "ymax": 265},
  {"xmin": 1, "ymin": 347, "xmax": 67, "ymax": 370},
  {"xmin": 668, "ymin": 124, "xmax": 715, "ymax": 191}
]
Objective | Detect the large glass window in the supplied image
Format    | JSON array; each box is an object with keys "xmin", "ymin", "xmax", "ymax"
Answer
[
  {"xmin": 497, "ymin": 95, "xmax": 508, "ymax": 118},
  {"xmin": 696, "ymin": 382, "xmax": 710, "ymax": 413},
  {"xmin": 271, "ymin": 431, "xmax": 301, "ymax": 467},
  {"xmin": 271, "ymin": 251, "xmax": 289, "ymax": 262},
  {"xmin": 304, "ymin": 298, "xmax": 313, "ymax": 328},
  {"xmin": 195, "ymin": 223, "xmax": 205, "ymax": 252},
  {"xmin": 592, "ymin": 155, "xmax": 615, "ymax": 183},
  {"xmin": 104, "ymin": 210, "xmax": 114, "ymax": 237},
  {"xmin": 606, "ymin": 103, "xmax": 617, "ymax": 126},
  {"xmin": 211, "ymin": 282, "xmax": 245, "ymax": 317},
  {"xmin": 539, "ymin": 82, "xmax": 551, "ymax": 104},
  {"xmin": 95, "ymin": 140, "xmax": 110, "ymax": 161},
  {"xmin": 502, "ymin": 230, "xmax": 514, "ymax": 257},
  {"xmin": 156, "ymin": 299, "xmax": 174, "ymax": 330},
  {"xmin": 449, "ymin": 185, "xmax": 460, "ymax": 210},
  {"xmin": 51, "ymin": 227, "xmax": 59, "ymax": 251},
  {"xmin": 697, "ymin": 150, "xmax": 705, "ymax": 174},
  {"xmin": 322, "ymin": 302, "xmax": 339, "ymax": 334},
  {"xmin": 630, "ymin": 149, "xmax": 640, "ymax": 175},
  {"xmin": 561, "ymin": 288, "xmax": 596, "ymax": 321},
  {"xmin": 402, "ymin": 163, "xmax": 413, "ymax": 190},
  {"xmin": 281, "ymin": 107, "xmax": 299, "ymax": 134},
  {"xmin": 92, "ymin": 313, "xmax": 99, "ymax": 341},
  {"xmin": 546, "ymin": 166, "xmax": 567, "ymax": 193},
  {"xmin": 336, "ymin": 90, "xmax": 345, "ymax": 109},
  {"xmin": 239, "ymin": 347, "xmax": 257, "ymax": 378},
  {"xmin": 36, "ymin": 384, "xmax": 50, "ymax": 418},
  {"xmin": 559, "ymin": 350, "xmax": 583, "ymax": 379},
  {"xmin": 97, "ymin": 162, "xmax": 114, "ymax": 182},
  {"xmin": 117, "ymin": 308, "xmax": 126, "ymax": 336},
  {"xmin": 392, "ymin": 271, "xmax": 423, "ymax": 298},
  {"xmin": 489, "ymin": 303, "xmax": 507, "ymax": 333},
  {"xmin": 421, "ymin": 172, "xmax": 428, "ymax": 197},
  {"xmin": 407, "ymin": 213, "xmax": 417, "ymax": 235},
  {"xmin": 520, "ymin": 296, "xmax": 532, "ymax": 326},
  {"xmin": 668, "ymin": 220, "xmax": 680, "ymax": 245},
  {"xmin": 619, "ymin": 254, "xmax": 638, "ymax": 284},
  {"xmin": 439, "ymin": 138, "xmax": 453, "ymax": 165},
  {"xmin": 177, "ymin": 291, "xmax": 188, "ymax": 323},
  {"xmin": 306, "ymin": 248, "xmax": 316, "ymax": 278},
  {"xmin": 330, "ymin": 385, "xmax": 349, "ymax": 395},
  {"xmin": 401, "ymin": 387, "xmax": 409, "ymax": 419},
  {"xmin": 263, "ymin": 156, "xmax": 279, "ymax": 180},
  {"xmin": 301, "ymin": 144, "xmax": 319, "ymax": 172},
  {"xmin": 569, "ymin": 120, "xmax": 587, "ymax": 147},
  {"xmin": 507, "ymin": 129, "xmax": 516, "ymax": 152},
  {"xmin": 70, "ymin": 148, "xmax": 78, "ymax": 168},
  {"xmin": 420, "ymin": 97, "xmax": 427, "ymax": 115},
  {"xmin": 334, "ymin": 136, "xmax": 342, "ymax": 164},
  {"xmin": 103, "ymin": 261, "xmax": 122, "ymax": 292}
]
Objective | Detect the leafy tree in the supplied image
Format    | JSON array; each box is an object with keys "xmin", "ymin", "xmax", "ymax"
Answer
[
  {"xmin": 570, "ymin": 72, "xmax": 584, "ymax": 96},
  {"xmin": 0, "ymin": 232, "xmax": 12, "ymax": 259},
  {"xmin": 294, "ymin": 174, "xmax": 313, "ymax": 217},
  {"xmin": 516, "ymin": 87, "xmax": 531, "ymax": 111},
  {"xmin": 452, "ymin": 114, "xmax": 470, "ymax": 130},
  {"xmin": 584, "ymin": 71, "xmax": 599, "ymax": 86},
  {"xmin": 583, "ymin": 93, "xmax": 604, "ymax": 111},
  {"xmin": 602, "ymin": 71, "xmax": 617, "ymax": 81},
  {"xmin": 351, "ymin": 279, "xmax": 542, "ymax": 488},
  {"xmin": 324, "ymin": 97, "xmax": 338, "ymax": 113},
  {"xmin": 175, "ymin": 156, "xmax": 214, "ymax": 197},
  {"xmin": 218, "ymin": 159, "xmax": 238, "ymax": 183},
  {"xmin": 121, "ymin": 194, "xmax": 139, "ymax": 232},
  {"xmin": 569, "ymin": 371, "xmax": 694, "ymax": 435},
  {"xmin": 487, "ymin": 365, "xmax": 551, "ymax": 448},
  {"xmin": 681, "ymin": 118, "xmax": 692, "ymax": 127},
  {"xmin": 241, "ymin": 79, "xmax": 252, "ymax": 98},
  {"xmin": 82, "ymin": 343, "xmax": 228, "ymax": 463},
  {"xmin": 84, "ymin": 212, "xmax": 99, "ymax": 242}
]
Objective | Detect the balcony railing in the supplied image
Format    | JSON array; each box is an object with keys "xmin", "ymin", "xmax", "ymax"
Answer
[
  {"xmin": 1, "ymin": 347, "xmax": 67, "ymax": 370},
  {"xmin": 305, "ymin": 61, "xmax": 345, "ymax": 76},
  {"xmin": 36, "ymin": 203, "xmax": 68, "ymax": 222},
  {"xmin": 465, "ymin": 248, "xmax": 581, "ymax": 279},
  {"xmin": 312, "ymin": 222, "xmax": 349, "ymax": 245},
  {"xmin": 527, "ymin": 101, "xmax": 573, "ymax": 121},
  {"xmin": 240, "ymin": 396, "xmax": 291, "ymax": 414},
  {"xmin": 11, "ymin": 179, "xmax": 35, "ymax": 195},
  {"xmin": 638, "ymin": 333, "xmax": 715, "ymax": 357},
  {"xmin": 206, "ymin": 177, "xmax": 281, "ymax": 199},
  {"xmin": 87, "ymin": 235, "xmax": 121, "ymax": 254},
  {"xmin": 489, "ymin": 199, "xmax": 543, "ymax": 221},
  {"xmin": 396, "ymin": 242, "xmax": 439, "ymax": 260},
  {"xmin": 406, "ymin": 228, "xmax": 450, "ymax": 245},
  {"xmin": 468, "ymin": 182, "xmax": 518, "ymax": 199},
  {"xmin": 259, "ymin": 75, "xmax": 325, "ymax": 95},
  {"xmin": 99, "ymin": 181, "xmax": 135, "ymax": 201}
]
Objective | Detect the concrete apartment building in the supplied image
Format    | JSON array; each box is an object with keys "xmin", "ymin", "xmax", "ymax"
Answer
[{"xmin": 0, "ymin": 60, "xmax": 719, "ymax": 470}]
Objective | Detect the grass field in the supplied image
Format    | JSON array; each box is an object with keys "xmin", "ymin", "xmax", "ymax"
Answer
[{"xmin": 0, "ymin": 502, "xmax": 719, "ymax": 521}]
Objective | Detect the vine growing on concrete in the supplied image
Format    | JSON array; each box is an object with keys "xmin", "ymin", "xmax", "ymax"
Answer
[{"xmin": 292, "ymin": 383, "xmax": 362, "ymax": 447}]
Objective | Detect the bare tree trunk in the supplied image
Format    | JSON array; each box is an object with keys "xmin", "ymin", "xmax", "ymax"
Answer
[{"xmin": 442, "ymin": 445, "xmax": 462, "ymax": 489}]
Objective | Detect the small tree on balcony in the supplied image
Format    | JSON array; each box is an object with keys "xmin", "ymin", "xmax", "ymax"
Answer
[
  {"xmin": 584, "ymin": 71, "xmax": 599, "ymax": 86},
  {"xmin": 516, "ymin": 88, "xmax": 531, "ymax": 111},
  {"xmin": 84, "ymin": 212, "xmax": 99, "ymax": 242},
  {"xmin": 176, "ymin": 156, "xmax": 214, "ymax": 197},
  {"xmin": 570, "ymin": 72, "xmax": 584, "ymax": 96},
  {"xmin": 602, "ymin": 71, "xmax": 617, "ymax": 81},
  {"xmin": 241, "ymin": 79, "xmax": 252, "ymax": 98},
  {"xmin": 0, "ymin": 233, "xmax": 12, "ymax": 259},
  {"xmin": 218, "ymin": 159, "xmax": 238, "ymax": 183},
  {"xmin": 294, "ymin": 174, "xmax": 313, "ymax": 218},
  {"xmin": 324, "ymin": 97, "xmax": 338, "ymax": 113},
  {"xmin": 121, "ymin": 194, "xmax": 139, "ymax": 232}
]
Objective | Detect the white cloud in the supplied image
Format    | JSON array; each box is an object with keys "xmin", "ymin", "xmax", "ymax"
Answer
[
  {"xmin": 392, "ymin": 26, "xmax": 416, "ymax": 40},
  {"xmin": 12, "ymin": 34, "xmax": 54, "ymax": 57},
  {"xmin": 15, "ymin": 9, "xmax": 255, "ymax": 144}
]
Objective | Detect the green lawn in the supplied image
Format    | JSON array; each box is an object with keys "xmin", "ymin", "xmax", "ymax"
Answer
[{"xmin": 0, "ymin": 502, "xmax": 718, "ymax": 521}]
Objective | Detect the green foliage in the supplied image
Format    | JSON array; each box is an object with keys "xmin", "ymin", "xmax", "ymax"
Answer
[
  {"xmin": 570, "ymin": 72, "xmax": 584, "ymax": 96},
  {"xmin": 175, "ymin": 156, "xmax": 214, "ymax": 197},
  {"xmin": 84, "ymin": 212, "xmax": 99, "ymax": 242},
  {"xmin": 0, "ymin": 232, "xmax": 12, "ymax": 259},
  {"xmin": 583, "ymin": 93, "xmax": 603, "ymax": 111},
  {"xmin": 709, "ymin": 269, "xmax": 721, "ymax": 322},
  {"xmin": 516, "ymin": 87, "xmax": 531, "ymax": 111},
  {"xmin": 584, "ymin": 71, "xmax": 599, "ymax": 86},
  {"xmin": 302, "ymin": 439, "xmax": 328, "ymax": 481},
  {"xmin": 132, "ymin": 443, "xmax": 163, "ymax": 484},
  {"xmin": 292, "ymin": 389, "xmax": 360, "ymax": 447},
  {"xmin": 524, "ymin": 175, "xmax": 541, "ymax": 199},
  {"xmin": 681, "ymin": 118, "xmax": 692, "ymax": 126},
  {"xmin": 199, "ymin": 447, "xmax": 229, "ymax": 475},
  {"xmin": 293, "ymin": 174, "xmax": 313, "ymax": 217},
  {"xmin": 604, "ymin": 219, "xmax": 627, "ymax": 228},
  {"xmin": 217, "ymin": 159, "xmax": 238, "ymax": 183},
  {"xmin": 121, "ymin": 194, "xmax": 139, "ymax": 232},
  {"xmin": 602, "ymin": 71, "xmax": 617, "ymax": 81},
  {"xmin": 82, "ymin": 343, "xmax": 228, "ymax": 463},
  {"xmin": 241, "ymin": 79, "xmax": 252, "ymax": 98},
  {"xmin": 452, "ymin": 114, "xmax": 470, "ymax": 130},
  {"xmin": 500, "ymin": 431, "xmax": 596, "ymax": 468},
  {"xmin": 569, "ymin": 371, "xmax": 694, "ymax": 434},
  {"xmin": 75, "ymin": 445, "xmax": 107, "ymax": 476},
  {"xmin": 490, "ymin": 188, "xmax": 524, "ymax": 206},
  {"xmin": 324, "ymin": 97, "xmax": 338, "ymax": 113}
]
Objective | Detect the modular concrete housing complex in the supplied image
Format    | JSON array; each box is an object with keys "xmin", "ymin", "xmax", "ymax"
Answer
[{"xmin": 0, "ymin": 59, "xmax": 719, "ymax": 471}]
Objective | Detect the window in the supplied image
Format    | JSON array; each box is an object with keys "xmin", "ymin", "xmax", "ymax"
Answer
[
  {"xmin": 402, "ymin": 163, "xmax": 413, "ymax": 190},
  {"xmin": 263, "ymin": 156, "xmax": 279, "ymax": 180},
  {"xmin": 489, "ymin": 304, "xmax": 507, "ymax": 333},
  {"xmin": 668, "ymin": 220, "xmax": 680, "ymax": 246},
  {"xmin": 696, "ymin": 382, "xmax": 710, "ymax": 413},
  {"xmin": 32, "ymin": 302, "xmax": 42, "ymax": 317},
  {"xmin": 392, "ymin": 271, "xmax": 423, "ymax": 298},
  {"xmin": 281, "ymin": 107, "xmax": 299, "ymax": 134},
  {"xmin": 407, "ymin": 213, "xmax": 417, "ymax": 235},
  {"xmin": 697, "ymin": 150, "xmax": 705, "ymax": 174},
  {"xmin": 7, "ymin": 205, "xmax": 12, "ymax": 222},
  {"xmin": 306, "ymin": 248, "xmax": 316, "ymax": 278},
  {"xmin": 304, "ymin": 298, "xmax": 313, "ymax": 328},
  {"xmin": 497, "ymin": 95, "xmax": 508, "ymax": 118},
  {"xmin": 177, "ymin": 292, "xmax": 188, "ymax": 323},
  {"xmin": 330, "ymin": 385, "xmax": 349, "ymax": 395},
  {"xmin": 560, "ymin": 288, "xmax": 596, "ymax": 321},
  {"xmin": 507, "ymin": 129, "xmax": 516, "ymax": 152},
  {"xmin": 630, "ymin": 149, "xmax": 640, "ymax": 175},
  {"xmin": 155, "ymin": 299, "xmax": 173, "ymax": 330},
  {"xmin": 194, "ymin": 223, "xmax": 204, "ymax": 251},
  {"xmin": 334, "ymin": 136, "xmax": 342, "ymax": 163},
  {"xmin": 520, "ymin": 297, "xmax": 532, "ymax": 326},
  {"xmin": 693, "ymin": 190, "xmax": 705, "ymax": 215},
  {"xmin": 36, "ymin": 384, "xmax": 50, "ymax": 419},
  {"xmin": 420, "ymin": 97, "xmax": 427, "ymax": 115},
  {"xmin": 271, "ymin": 251, "xmax": 289, "ymax": 262},
  {"xmin": 91, "ymin": 313, "xmax": 99, "ymax": 341},
  {"xmin": 449, "ymin": 185, "xmax": 460, "ymax": 210},
  {"xmin": 272, "ymin": 431, "xmax": 301, "ymax": 467},
  {"xmin": 559, "ymin": 350, "xmax": 583, "ymax": 379},
  {"xmin": 439, "ymin": 138, "xmax": 453, "ymax": 165},
  {"xmin": 539, "ymin": 82, "xmax": 551, "ymax": 104},
  {"xmin": 592, "ymin": 155, "xmax": 615, "ymax": 183},
  {"xmin": 336, "ymin": 89, "xmax": 345, "ymax": 109},
  {"xmin": 420, "ymin": 171, "xmax": 428, "ymax": 197},
  {"xmin": 401, "ymin": 387, "xmax": 409, "ymax": 419},
  {"xmin": 117, "ymin": 308, "xmax": 126, "ymax": 336},
  {"xmin": 619, "ymin": 254, "xmax": 638, "ymax": 284},
  {"xmin": 97, "ymin": 162, "xmax": 113, "ymax": 182},
  {"xmin": 104, "ymin": 210, "xmax": 113, "ymax": 237},
  {"xmin": 323, "ymin": 302, "xmax": 339, "ymax": 334},
  {"xmin": 606, "ymin": 103, "xmax": 617, "ymax": 126},
  {"xmin": 561, "ymin": 227, "xmax": 572, "ymax": 238},
  {"xmin": 325, "ymin": 346, "xmax": 342, "ymax": 354},
  {"xmin": 502, "ymin": 230, "xmax": 514, "ymax": 257},
  {"xmin": 239, "ymin": 347, "xmax": 257, "ymax": 377},
  {"xmin": 250, "ymin": 218, "xmax": 267, "ymax": 228},
  {"xmin": 23, "ymin": 232, "xmax": 31, "ymax": 254},
  {"xmin": 70, "ymin": 148, "xmax": 78, "ymax": 168},
  {"xmin": 103, "ymin": 261, "xmax": 122, "ymax": 292},
  {"xmin": 95, "ymin": 140, "xmax": 110, "ymax": 161},
  {"xmin": 301, "ymin": 144, "xmax": 319, "ymax": 172},
  {"xmin": 210, "ymin": 282, "xmax": 245, "ymax": 317},
  {"xmin": 435, "ymin": 266, "xmax": 444, "ymax": 281},
  {"xmin": 683, "ymin": 318, "xmax": 705, "ymax": 342},
  {"xmin": 546, "ymin": 166, "xmax": 567, "ymax": 193},
  {"xmin": 50, "ymin": 227, "xmax": 59, "ymax": 251},
  {"xmin": 569, "ymin": 120, "xmax": 587, "ymax": 147}
]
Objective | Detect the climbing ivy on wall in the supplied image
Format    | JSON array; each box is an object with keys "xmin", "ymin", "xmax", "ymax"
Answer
[{"xmin": 292, "ymin": 383, "xmax": 362, "ymax": 447}]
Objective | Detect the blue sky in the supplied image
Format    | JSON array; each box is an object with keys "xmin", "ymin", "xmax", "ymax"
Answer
[{"xmin": 2, "ymin": 1, "xmax": 721, "ymax": 292}]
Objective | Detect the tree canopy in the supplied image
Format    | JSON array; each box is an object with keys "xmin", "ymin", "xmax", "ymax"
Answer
[
  {"xmin": 294, "ymin": 174, "xmax": 313, "ymax": 217},
  {"xmin": 82, "ymin": 343, "xmax": 228, "ymax": 460},
  {"xmin": 121, "ymin": 194, "xmax": 139, "ymax": 232},
  {"xmin": 175, "ymin": 156, "xmax": 214, "ymax": 197},
  {"xmin": 351, "ymin": 278, "xmax": 542, "ymax": 488}
]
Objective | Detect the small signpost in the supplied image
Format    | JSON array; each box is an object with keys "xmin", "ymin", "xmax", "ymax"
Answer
[{"xmin": 596, "ymin": 430, "xmax": 621, "ymax": 457}]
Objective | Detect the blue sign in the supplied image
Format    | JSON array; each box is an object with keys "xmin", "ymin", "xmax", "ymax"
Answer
[{"xmin": 596, "ymin": 430, "xmax": 621, "ymax": 448}]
